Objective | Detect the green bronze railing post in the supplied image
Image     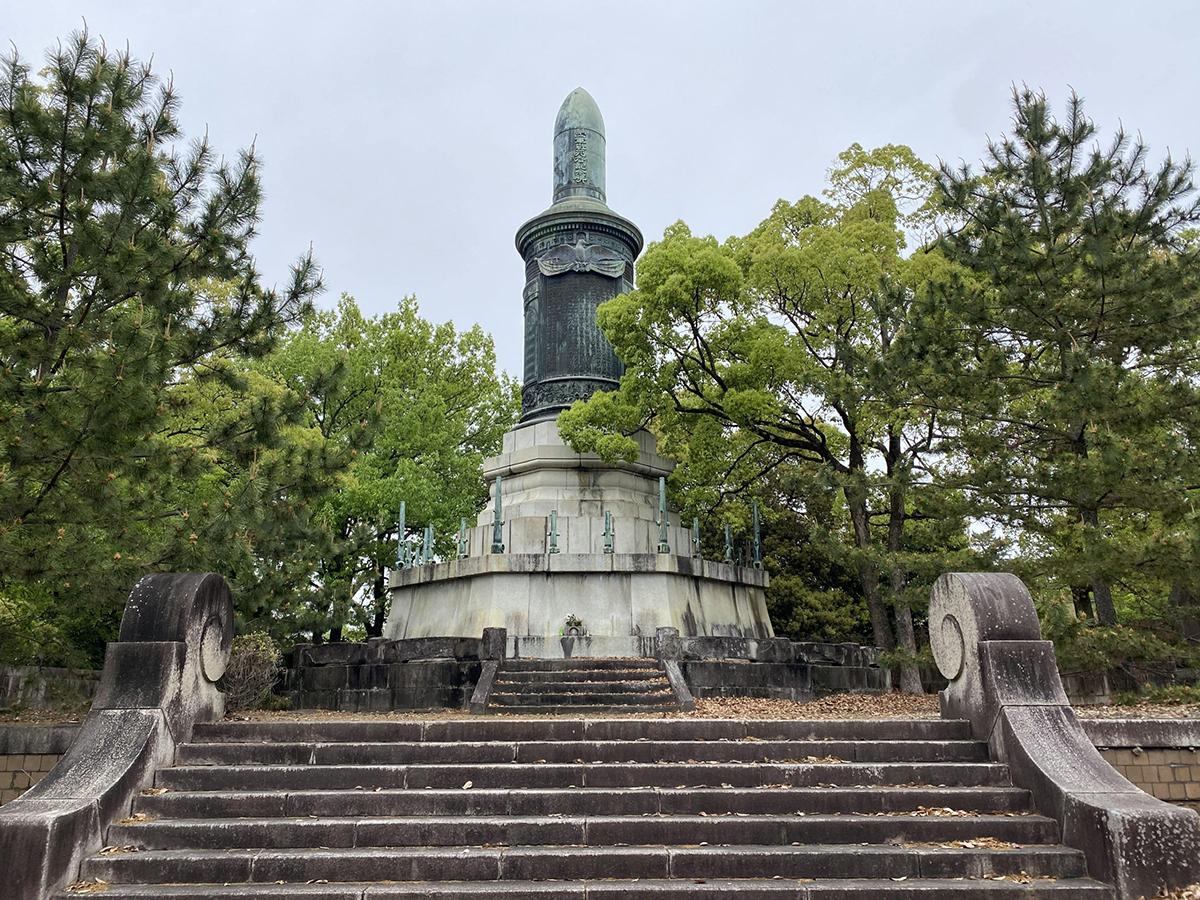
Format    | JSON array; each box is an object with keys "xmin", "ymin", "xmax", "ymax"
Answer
[
  {"xmin": 656, "ymin": 476, "xmax": 670, "ymax": 553},
  {"xmin": 491, "ymin": 476, "xmax": 505, "ymax": 554},
  {"xmin": 396, "ymin": 501, "xmax": 408, "ymax": 569},
  {"xmin": 548, "ymin": 510, "xmax": 560, "ymax": 554},
  {"xmin": 691, "ymin": 516, "xmax": 701, "ymax": 558},
  {"xmin": 723, "ymin": 523, "xmax": 734, "ymax": 564},
  {"xmin": 422, "ymin": 524, "xmax": 434, "ymax": 565},
  {"xmin": 752, "ymin": 500, "xmax": 763, "ymax": 569},
  {"xmin": 457, "ymin": 517, "xmax": 468, "ymax": 559},
  {"xmin": 602, "ymin": 510, "xmax": 615, "ymax": 554}
]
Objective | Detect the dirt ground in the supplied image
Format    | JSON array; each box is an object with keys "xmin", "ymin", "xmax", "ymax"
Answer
[{"xmin": 3, "ymin": 690, "xmax": 1197, "ymax": 725}]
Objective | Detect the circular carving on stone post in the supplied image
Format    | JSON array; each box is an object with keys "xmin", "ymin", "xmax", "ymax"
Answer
[
  {"xmin": 936, "ymin": 614, "xmax": 965, "ymax": 680},
  {"xmin": 200, "ymin": 608, "xmax": 233, "ymax": 682},
  {"xmin": 118, "ymin": 571, "xmax": 235, "ymax": 682},
  {"xmin": 929, "ymin": 572, "xmax": 1042, "ymax": 685}
]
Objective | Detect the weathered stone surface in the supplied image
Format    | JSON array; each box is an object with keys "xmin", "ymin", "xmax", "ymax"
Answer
[
  {"xmin": 1082, "ymin": 717, "xmax": 1200, "ymax": 749},
  {"xmin": 0, "ymin": 573, "xmax": 234, "ymax": 900},
  {"xmin": 654, "ymin": 626, "xmax": 682, "ymax": 661},
  {"xmin": 0, "ymin": 724, "xmax": 78, "ymax": 756},
  {"xmin": 480, "ymin": 628, "xmax": 507, "ymax": 661},
  {"xmin": 928, "ymin": 571, "xmax": 1200, "ymax": 897},
  {"xmin": 469, "ymin": 660, "xmax": 501, "ymax": 713}
]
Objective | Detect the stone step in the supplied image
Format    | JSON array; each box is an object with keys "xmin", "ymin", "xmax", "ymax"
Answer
[
  {"xmin": 191, "ymin": 718, "xmax": 971, "ymax": 743},
  {"xmin": 484, "ymin": 696, "xmax": 676, "ymax": 710},
  {"xmin": 107, "ymin": 813, "xmax": 1060, "ymax": 850},
  {"xmin": 478, "ymin": 704, "xmax": 679, "ymax": 715},
  {"xmin": 81, "ymin": 843, "xmax": 1086, "ymax": 885},
  {"xmin": 500, "ymin": 658, "xmax": 661, "ymax": 672},
  {"xmin": 54, "ymin": 878, "xmax": 1117, "ymax": 898},
  {"xmin": 135, "ymin": 785, "xmax": 1036, "ymax": 819},
  {"xmin": 496, "ymin": 668, "xmax": 665, "ymax": 683},
  {"xmin": 155, "ymin": 761, "xmax": 1012, "ymax": 791},
  {"xmin": 175, "ymin": 738, "xmax": 989, "ymax": 766},
  {"xmin": 489, "ymin": 679, "xmax": 671, "ymax": 693}
]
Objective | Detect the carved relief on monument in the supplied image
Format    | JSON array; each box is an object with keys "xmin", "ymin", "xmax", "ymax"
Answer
[
  {"xmin": 522, "ymin": 377, "xmax": 619, "ymax": 415},
  {"xmin": 536, "ymin": 239, "xmax": 627, "ymax": 278},
  {"xmin": 571, "ymin": 130, "xmax": 589, "ymax": 183}
]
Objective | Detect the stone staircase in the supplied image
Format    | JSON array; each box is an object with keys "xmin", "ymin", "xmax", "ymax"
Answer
[
  {"xmin": 63, "ymin": 716, "xmax": 1116, "ymax": 897},
  {"xmin": 486, "ymin": 657, "xmax": 680, "ymax": 713}
]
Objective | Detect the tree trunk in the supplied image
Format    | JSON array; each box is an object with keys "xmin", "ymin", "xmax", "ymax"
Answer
[
  {"xmin": 367, "ymin": 553, "xmax": 387, "ymax": 638},
  {"xmin": 1077, "ymin": 505, "xmax": 1117, "ymax": 625},
  {"xmin": 844, "ymin": 484, "xmax": 895, "ymax": 652},
  {"xmin": 1071, "ymin": 585, "xmax": 1094, "ymax": 621},
  {"xmin": 1090, "ymin": 578, "xmax": 1117, "ymax": 627},
  {"xmin": 885, "ymin": 432, "xmax": 923, "ymax": 694},
  {"xmin": 1072, "ymin": 428, "xmax": 1117, "ymax": 626}
]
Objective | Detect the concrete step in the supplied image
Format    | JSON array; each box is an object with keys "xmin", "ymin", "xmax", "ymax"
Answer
[
  {"xmin": 135, "ymin": 785, "xmax": 1036, "ymax": 819},
  {"xmin": 191, "ymin": 717, "xmax": 972, "ymax": 743},
  {"xmin": 176, "ymin": 738, "xmax": 989, "ymax": 766},
  {"xmin": 479, "ymin": 704, "xmax": 679, "ymax": 715},
  {"xmin": 500, "ymin": 658, "xmax": 661, "ymax": 672},
  {"xmin": 107, "ymin": 813, "xmax": 1060, "ymax": 850},
  {"xmin": 490, "ymin": 679, "xmax": 671, "ymax": 693},
  {"xmin": 54, "ymin": 878, "xmax": 1117, "ymax": 898},
  {"xmin": 497, "ymin": 668, "xmax": 665, "ymax": 683},
  {"xmin": 155, "ymin": 761, "xmax": 1013, "ymax": 791},
  {"xmin": 72, "ymin": 713, "xmax": 1116, "ymax": 898},
  {"xmin": 489, "ymin": 691, "xmax": 675, "ymax": 706},
  {"xmin": 82, "ymin": 843, "xmax": 1086, "ymax": 884}
]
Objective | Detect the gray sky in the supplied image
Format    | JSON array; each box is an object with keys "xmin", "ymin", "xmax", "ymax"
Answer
[{"xmin": 7, "ymin": 1, "xmax": 1200, "ymax": 377}]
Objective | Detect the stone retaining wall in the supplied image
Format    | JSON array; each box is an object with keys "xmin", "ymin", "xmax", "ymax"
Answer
[
  {"xmin": 0, "ymin": 725, "xmax": 79, "ymax": 806},
  {"xmin": 1081, "ymin": 719, "xmax": 1200, "ymax": 810},
  {"xmin": 0, "ymin": 664, "xmax": 98, "ymax": 710}
]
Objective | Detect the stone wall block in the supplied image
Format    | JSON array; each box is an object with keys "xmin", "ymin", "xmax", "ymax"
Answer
[
  {"xmin": 756, "ymin": 638, "xmax": 795, "ymax": 664},
  {"xmin": 481, "ymin": 628, "xmax": 507, "ymax": 661},
  {"xmin": 654, "ymin": 627, "xmax": 682, "ymax": 661}
]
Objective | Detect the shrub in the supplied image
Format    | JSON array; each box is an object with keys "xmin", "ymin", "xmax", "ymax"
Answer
[{"xmin": 220, "ymin": 632, "xmax": 281, "ymax": 711}]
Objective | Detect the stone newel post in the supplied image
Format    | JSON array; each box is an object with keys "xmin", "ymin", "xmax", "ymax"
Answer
[{"xmin": 928, "ymin": 572, "xmax": 1200, "ymax": 898}]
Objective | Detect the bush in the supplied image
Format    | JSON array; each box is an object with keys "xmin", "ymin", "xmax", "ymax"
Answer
[{"xmin": 220, "ymin": 632, "xmax": 281, "ymax": 711}]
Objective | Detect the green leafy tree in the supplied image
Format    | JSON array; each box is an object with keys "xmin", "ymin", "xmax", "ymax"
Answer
[
  {"xmin": 561, "ymin": 145, "xmax": 979, "ymax": 691},
  {"xmin": 261, "ymin": 295, "xmax": 519, "ymax": 640},
  {"xmin": 931, "ymin": 90, "xmax": 1200, "ymax": 626},
  {"xmin": 0, "ymin": 32, "xmax": 322, "ymax": 662}
]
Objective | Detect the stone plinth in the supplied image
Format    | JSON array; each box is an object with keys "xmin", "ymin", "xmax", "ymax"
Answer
[{"xmin": 385, "ymin": 552, "xmax": 772, "ymax": 659}]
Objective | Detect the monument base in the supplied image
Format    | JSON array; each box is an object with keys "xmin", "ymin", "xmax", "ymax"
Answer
[
  {"xmin": 384, "ymin": 417, "xmax": 775, "ymax": 659},
  {"xmin": 385, "ymin": 553, "xmax": 772, "ymax": 659}
]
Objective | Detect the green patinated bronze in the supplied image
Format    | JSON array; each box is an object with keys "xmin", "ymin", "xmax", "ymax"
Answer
[
  {"xmin": 395, "ymin": 501, "xmax": 408, "ymax": 569},
  {"xmin": 491, "ymin": 475, "xmax": 505, "ymax": 554},
  {"xmin": 724, "ymin": 523, "xmax": 734, "ymax": 564},
  {"xmin": 548, "ymin": 510, "xmax": 560, "ymax": 554},
  {"xmin": 656, "ymin": 476, "xmax": 670, "ymax": 554},
  {"xmin": 752, "ymin": 500, "xmax": 763, "ymax": 570},
  {"xmin": 602, "ymin": 510, "xmax": 614, "ymax": 554},
  {"xmin": 515, "ymin": 88, "xmax": 643, "ymax": 422}
]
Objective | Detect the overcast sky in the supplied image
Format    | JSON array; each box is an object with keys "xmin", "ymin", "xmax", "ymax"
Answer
[{"xmin": 7, "ymin": 1, "xmax": 1200, "ymax": 376}]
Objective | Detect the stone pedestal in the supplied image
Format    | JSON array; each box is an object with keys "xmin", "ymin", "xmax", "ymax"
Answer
[{"xmin": 384, "ymin": 421, "xmax": 774, "ymax": 658}]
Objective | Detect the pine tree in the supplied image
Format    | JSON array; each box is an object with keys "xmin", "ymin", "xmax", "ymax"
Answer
[
  {"xmin": 0, "ymin": 31, "xmax": 322, "ymax": 660},
  {"xmin": 932, "ymin": 90, "xmax": 1200, "ymax": 625}
]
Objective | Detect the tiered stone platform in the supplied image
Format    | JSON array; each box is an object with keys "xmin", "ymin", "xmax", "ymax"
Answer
[{"xmin": 64, "ymin": 714, "xmax": 1113, "ymax": 898}]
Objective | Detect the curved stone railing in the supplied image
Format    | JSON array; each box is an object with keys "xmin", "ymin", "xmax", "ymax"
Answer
[
  {"xmin": 928, "ymin": 572, "xmax": 1200, "ymax": 899},
  {"xmin": 0, "ymin": 573, "xmax": 233, "ymax": 900}
]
